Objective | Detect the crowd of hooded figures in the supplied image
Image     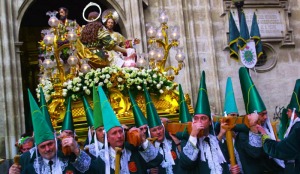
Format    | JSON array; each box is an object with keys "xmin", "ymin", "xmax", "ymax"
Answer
[{"xmin": 8, "ymin": 6, "xmax": 300, "ymax": 174}]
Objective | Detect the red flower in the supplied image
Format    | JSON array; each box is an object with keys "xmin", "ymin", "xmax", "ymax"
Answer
[
  {"xmin": 171, "ymin": 151, "xmax": 177, "ymax": 160},
  {"xmin": 128, "ymin": 161, "xmax": 137, "ymax": 172}
]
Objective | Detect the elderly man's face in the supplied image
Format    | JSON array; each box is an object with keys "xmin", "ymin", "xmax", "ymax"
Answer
[
  {"xmin": 150, "ymin": 125, "xmax": 165, "ymax": 143},
  {"xmin": 59, "ymin": 9, "xmax": 67, "ymax": 20},
  {"xmin": 107, "ymin": 127, "xmax": 124, "ymax": 149},
  {"xmin": 38, "ymin": 140, "xmax": 56, "ymax": 160},
  {"xmin": 20, "ymin": 141, "xmax": 34, "ymax": 153}
]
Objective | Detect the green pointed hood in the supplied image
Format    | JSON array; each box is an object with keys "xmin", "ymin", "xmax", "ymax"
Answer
[
  {"xmin": 28, "ymin": 89, "xmax": 54, "ymax": 145},
  {"xmin": 195, "ymin": 71, "xmax": 211, "ymax": 117},
  {"xmin": 239, "ymin": 67, "xmax": 266, "ymax": 114},
  {"xmin": 93, "ymin": 86, "xmax": 104, "ymax": 129},
  {"xmin": 178, "ymin": 84, "xmax": 192, "ymax": 123},
  {"xmin": 287, "ymin": 79, "xmax": 300, "ymax": 113},
  {"xmin": 61, "ymin": 97, "xmax": 74, "ymax": 132},
  {"xmin": 224, "ymin": 77, "xmax": 239, "ymax": 115},
  {"xmin": 129, "ymin": 90, "xmax": 148, "ymax": 127},
  {"xmin": 82, "ymin": 95, "xmax": 94, "ymax": 127},
  {"xmin": 143, "ymin": 85, "xmax": 162, "ymax": 128},
  {"xmin": 39, "ymin": 88, "xmax": 54, "ymax": 133},
  {"xmin": 98, "ymin": 86, "xmax": 121, "ymax": 132}
]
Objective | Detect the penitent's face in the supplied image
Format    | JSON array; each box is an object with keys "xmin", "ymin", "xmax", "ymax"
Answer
[
  {"xmin": 38, "ymin": 140, "xmax": 56, "ymax": 160},
  {"xmin": 258, "ymin": 110, "xmax": 268, "ymax": 125},
  {"xmin": 193, "ymin": 114, "xmax": 211, "ymax": 130},
  {"xmin": 107, "ymin": 127, "xmax": 124, "ymax": 149},
  {"xmin": 96, "ymin": 126, "xmax": 104, "ymax": 143},
  {"xmin": 150, "ymin": 125, "xmax": 165, "ymax": 142}
]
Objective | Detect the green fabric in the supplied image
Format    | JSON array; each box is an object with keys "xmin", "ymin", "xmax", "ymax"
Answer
[
  {"xmin": 82, "ymin": 95, "xmax": 94, "ymax": 127},
  {"xmin": 239, "ymin": 67, "xmax": 266, "ymax": 114},
  {"xmin": 264, "ymin": 127, "xmax": 300, "ymax": 174},
  {"xmin": 250, "ymin": 12, "xmax": 263, "ymax": 59},
  {"xmin": 229, "ymin": 12, "xmax": 240, "ymax": 60},
  {"xmin": 278, "ymin": 108, "xmax": 289, "ymax": 140},
  {"xmin": 238, "ymin": 12, "xmax": 250, "ymax": 50},
  {"xmin": 28, "ymin": 89, "xmax": 54, "ymax": 145},
  {"xmin": 143, "ymin": 85, "xmax": 162, "ymax": 128},
  {"xmin": 61, "ymin": 97, "xmax": 74, "ymax": 132},
  {"xmin": 93, "ymin": 86, "xmax": 103, "ymax": 129},
  {"xmin": 39, "ymin": 88, "xmax": 54, "ymax": 133},
  {"xmin": 98, "ymin": 86, "xmax": 121, "ymax": 132},
  {"xmin": 224, "ymin": 77, "xmax": 239, "ymax": 115},
  {"xmin": 235, "ymin": 129, "xmax": 284, "ymax": 174},
  {"xmin": 194, "ymin": 71, "xmax": 211, "ymax": 117},
  {"xmin": 128, "ymin": 90, "xmax": 147, "ymax": 127},
  {"xmin": 178, "ymin": 84, "xmax": 192, "ymax": 123},
  {"xmin": 287, "ymin": 79, "xmax": 300, "ymax": 113}
]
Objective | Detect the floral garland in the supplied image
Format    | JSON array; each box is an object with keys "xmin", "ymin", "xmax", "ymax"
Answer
[
  {"xmin": 37, "ymin": 66, "xmax": 175, "ymax": 102},
  {"xmin": 36, "ymin": 78, "xmax": 54, "ymax": 102}
]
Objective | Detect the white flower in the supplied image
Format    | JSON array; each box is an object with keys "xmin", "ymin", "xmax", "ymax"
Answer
[
  {"xmin": 117, "ymin": 78, "xmax": 123, "ymax": 82},
  {"xmin": 159, "ymin": 81, "xmax": 164, "ymax": 84},
  {"xmin": 159, "ymin": 89, "xmax": 164, "ymax": 94},
  {"xmin": 166, "ymin": 86, "xmax": 170, "ymax": 90},
  {"xmin": 79, "ymin": 72, "xmax": 83, "ymax": 76},
  {"xmin": 137, "ymin": 86, "xmax": 142, "ymax": 90},
  {"xmin": 152, "ymin": 74, "xmax": 157, "ymax": 78},
  {"xmin": 94, "ymin": 77, "xmax": 99, "ymax": 83},
  {"xmin": 156, "ymin": 84, "xmax": 161, "ymax": 89},
  {"xmin": 83, "ymin": 86, "xmax": 87, "ymax": 90},
  {"xmin": 67, "ymin": 85, "xmax": 72, "ymax": 90},
  {"xmin": 99, "ymin": 82, "xmax": 104, "ymax": 86},
  {"xmin": 106, "ymin": 74, "xmax": 111, "ymax": 79},
  {"xmin": 75, "ymin": 87, "xmax": 80, "ymax": 91},
  {"xmin": 85, "ymin": 89, "xmax": 91, "ymax": 95},
  {"xmin": 107, "ymin": 82, "xmax": 113, "ymax": 88},
  {"xmin": 125, "ymin": 74, "xmax": 130, "ymax": 79},
  {"xmin": 62, "ymin": 92, "xmax": 67, "ymax": 97},
  {"xmin": 104, "ymin": 79, "xmax": 109, "ymax": 83},
  {"xmin": 63, "ymin": 82, "xmax": 68, "ymax": 87}
]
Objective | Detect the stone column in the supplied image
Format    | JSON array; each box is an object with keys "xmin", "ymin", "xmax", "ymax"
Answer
[{"xmin": 0, "ymin": 0, "xmax": 24, "ymax": 161}]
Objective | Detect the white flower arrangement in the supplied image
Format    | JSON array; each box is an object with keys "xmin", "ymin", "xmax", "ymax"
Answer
[
  {"xmin": 37, "ymin": 66, "xmax": 175, "ymax": 101},
  {"xmin": 36, "ymin": 78, "xmax": 54, "ymax": 102}
]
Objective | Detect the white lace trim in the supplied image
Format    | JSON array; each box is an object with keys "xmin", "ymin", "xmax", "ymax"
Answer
[
  {"xmin": 248, "ymin": 131, "xmax": 262, "ymax": 147},
  {"xmin": 33, "ymin": 157, "xmax": 68, "ymax": 174},
  {"xmin": 183, "ymin": 141, "xmax": 199, "ymax": 161},
  {"xmin": 72, "ymin": 150, "xmax": 91, "ymax": 173},
  {"xmin": 198, "ymin": 135, "xmax": 226, "ymax": 174},
  {"xmin": 85, "ymin": 141, "xmax": 104, "ymax": 158},
  {"xmin": 155, "ymin": 139, "xmax": 175, "ymax": 174},
  {"xmin": 139, "ymin": 141, "xmax": 158, "ymax": 162},
  {"xmin": 99, "ymin": 147, "xmax": 132, "ymax": 174}
]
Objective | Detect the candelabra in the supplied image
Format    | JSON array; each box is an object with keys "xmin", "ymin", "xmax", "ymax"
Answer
[{"xmin": 142, "ymin": 10, "xmax": 186, "ymax": 80}]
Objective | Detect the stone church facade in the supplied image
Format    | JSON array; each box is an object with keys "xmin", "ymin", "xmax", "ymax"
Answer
[{"xmin": 0, "ymin": 0, "xmax": 299, "ymax": 165}]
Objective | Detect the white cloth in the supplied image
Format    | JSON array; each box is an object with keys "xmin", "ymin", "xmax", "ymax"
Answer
[
  {"xmin": 263, "ymin": 119, "xmax": 285, "ymax": 168},
  {"xmin": 189, "ymin": 135, "xmax": 226, "ymax": 174},
  {"xmin": 154, "ymin": 138, "xmax": 175, "ymax": 174}
]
